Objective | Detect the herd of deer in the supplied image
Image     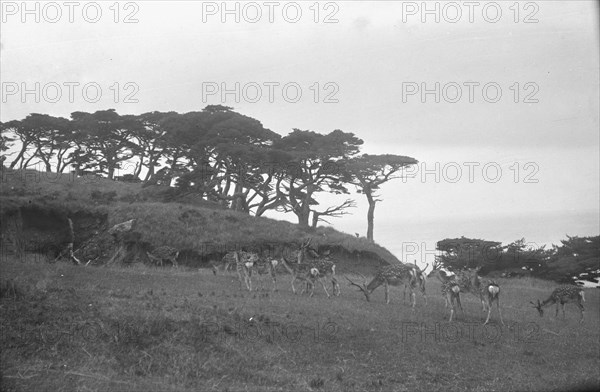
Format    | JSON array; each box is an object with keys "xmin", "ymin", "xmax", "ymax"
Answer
[{"xmin": 146, "ymin": 240, "xmax": 586, "ymax": 324}]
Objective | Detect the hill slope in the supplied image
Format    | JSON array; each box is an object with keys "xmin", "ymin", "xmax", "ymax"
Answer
[{"xmin": 0, "ymin": 168, "xmax": 399, "ymax": 271}]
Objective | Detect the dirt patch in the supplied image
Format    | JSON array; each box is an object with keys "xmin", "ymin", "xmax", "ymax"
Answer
[{"xmin": 0, "ymin": 204, "xmax": 107, "ymax": 259}]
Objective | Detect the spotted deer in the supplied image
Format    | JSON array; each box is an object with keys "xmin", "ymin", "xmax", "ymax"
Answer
[
  {"xmin": 405, "ymin": 260, "xmax": 428, "ymax": 306},
  {"xmin": 346, "ymin": 264, "xmax": 420, "ymax": 308},
  {"xmin": 229, "ymin": 251, "xmax": 259, "ymax": 291},
  {"xmin": 428, "ymin": 259, "xmax": 457, "ymax": 308},
  {"xmin": 530, "ymin": 286, "xmax": 585, "ymax": 323},
  {"xmin": 306, "ymin": 257, "xmax": 340, "ymax": 298},
  {"xmin": 250, "ymin": 257, "xmax": 279, "ymax": 292},
  {"xmin": 282, "ymin": 238, "xmax": 313, "ymax": 264},
  {"xmin": 454, "ymin": 267, "xmax": 504, "ymax": 325},
  {"xmin": 279, "ymin": 257, "xmax": 319, "ymax": 295},
  {"xmin": 443, "ymin": 280, "xmax": 463, "ymax": 322},
  {"xmin": 146, "ymin": 246, "xmax": 179, "ymax": 268}
]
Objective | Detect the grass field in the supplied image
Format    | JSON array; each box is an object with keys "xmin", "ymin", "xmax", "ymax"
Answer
[{"xmin": 1, "ymin": 254, "xmax": 598, "ymax": 392}]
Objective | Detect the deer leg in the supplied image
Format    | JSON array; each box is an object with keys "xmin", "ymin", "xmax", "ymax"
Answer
[
  {"xmin": 237, "ymin": 270, "xmax": 244, "ymax": 290},
  {"xmin": 316, "ymin": 277, "xmax": 330, "ymax": 298},
  {"xmin": 456, "ymin": 293, "xmax": 463, "ymax": 314},
  {"xmin": 496, "ymin": 297, "xmax": 505, "ymax": 326},
  {"xmin": 309, "ymin": 278, "xmax": 317, "ymax": 297},
  {"xmin": 332, "ymin": 277, "xmax": 340, "ymax": 296},
  {"xmin": 577, "ymin": 301, "xmax": 585, "ymax": 323},
  {"xmin": 290, "ymin": 277, "xmax": 297, "ymax": 294},
  {"xmin": 483, "ymin": 299, "xmax": 493, "ymax": 325},
  {"xmin": 299, "ymin": 279, "xmax": 307, "ymax": 295},
  {"xmin": 384, "ymin": 282, "xmax": 390, "ymax": 304},
  {"xmin": 448, "ymin": 293, "xmax": 455, "ymax": 322}
]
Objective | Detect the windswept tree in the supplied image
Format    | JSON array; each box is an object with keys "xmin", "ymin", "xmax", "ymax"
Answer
[
  {"xmin": 1, "ymin": 118, "xmax": 38, "ymax": 170},
  {"xmin": 345, "ymin": 154, "xmax": 417, "ymax": 241},
  {"xmin": 273, "ymin": 129, "xmax": 363, "ymax": 227},
  {"xmin": 70, "ymin": 109, "xmax": 142, "ymax": 179},
  {"xmin": 436, "ymin": 236, "xmax": 503, "ymax": 271},
  {"xmin": 19, "ymin": 114, "xmax": 75, "ymax": 172},
  {"xmin": 132, "ymin": 111, "xmax": 178, "ymax": 181},
  {"xmin": 0, "ymin": 122, "xmax": 15, "ymax": 167},
  {"xmin": 545, "ymin": 235, "xmax": 600, "ymax": 284},
  {"xmin": 171, "ymin": 106, "xmax": 283, "ymax": 213}
]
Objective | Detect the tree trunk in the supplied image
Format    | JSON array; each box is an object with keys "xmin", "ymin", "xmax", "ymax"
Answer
[
  {"xmin": 311, "ymin": 211, "xmax": 320, "ymax": 229},
  {"xmin": 9, "ymin": 144, "xmax": 27, "ymax": 169},
  {"xmin": 366, "ymin": 192, "xmax": 376, "ymax": 242},
  {"xmin": 133, "ymin": 156, "xmax": 144, "ymax": 178}
]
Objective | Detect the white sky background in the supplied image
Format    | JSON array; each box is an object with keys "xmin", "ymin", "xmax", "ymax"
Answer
[{"xmin": 1, "ymin": 1, "xmax": 599, "ymax": 264}]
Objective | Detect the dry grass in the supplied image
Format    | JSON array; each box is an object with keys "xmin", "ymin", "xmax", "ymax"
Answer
[{"xmin": 1, "ymin": 255, "xmax": 599, "ymax": 392}]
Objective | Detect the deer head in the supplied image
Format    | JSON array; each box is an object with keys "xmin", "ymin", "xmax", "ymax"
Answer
[{"xmin": 346, "ymin": 273, "xmax": 371, "ymax": 302}]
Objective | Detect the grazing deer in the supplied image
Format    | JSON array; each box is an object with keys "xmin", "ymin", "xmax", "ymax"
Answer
[
  {"xmin": 443, "ymin": 280, "xmax": 463, "ymax": 322},
  {"xmin": 346, "ymin": 264, "xmax": 420, "ymax": 308},
  {"xmin": 404, "ymin": 261, "xmax": 428, "ymax": 306},
  {"xmin": 146, "ymin": 246, "xmax": 179, "ymax": 268},
  {"xmin": 530, "ymin": 286, "xmax": 585, "ymax": 323},
  {"xmin": 454, "ymin": 267, "xmax": 504, "ymax": 325}
]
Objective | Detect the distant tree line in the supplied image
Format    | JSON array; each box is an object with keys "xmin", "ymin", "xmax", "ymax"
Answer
[
  {"xmin": 0, "ymin": 105, "xmax": 418, "ymax": 239},
  {"xmin": 436, "ymin": 235, "xmax": 600, "ymax": 284}
]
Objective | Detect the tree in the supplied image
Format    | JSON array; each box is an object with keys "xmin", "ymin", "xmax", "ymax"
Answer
[
  {"xmin": 0, "ymin": 122, "xmax": 15, "ymax": 167},
  {"xmin": 310, "ymin": 198, "xmax": 356, "ymax": 228},
  {"xmin": 544, "ymin": 235, "xmax": 600, "ymax": 284},
  {"xmin": 16, "ymin": 114, "xmax": 74, "ymax": 172},
  {"xmin": 273, "ymin": 129, "xmax": 363, "ymax": 227},
  {"xmin": 436, "ymin": 236, "xmax": 503, "ymax": 271},
  {"xmin": 1, "ymin": 119, "xmax": 37, "ymax": 169},
  {"xmin": 345, "ymin": 154, "xmax": 417, "ymax": 241},
  {"xmin": 168, "ymin": 106, "xmax": 283, "ymax": 213},
  {"xmin": 133, "ymin": 111, "xmax": 178, "ymax": 181},
  {"xmin": 70, "ymin": 109, "xmax": 142, "ymax": 179}
]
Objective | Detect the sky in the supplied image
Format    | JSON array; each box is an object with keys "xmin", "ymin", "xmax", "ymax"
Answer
[{"xmin": 1, "ymin": 1, "xmax": 598, "ymax": 266}]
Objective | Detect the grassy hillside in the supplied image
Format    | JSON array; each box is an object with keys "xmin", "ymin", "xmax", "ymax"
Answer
[
  {"xmin": 0, "ymin": 168, "xmax": 400, "ymax": 269},
  {"xmin": 1, "ymin": 255, "xmax": 598, "ymax": 391}
]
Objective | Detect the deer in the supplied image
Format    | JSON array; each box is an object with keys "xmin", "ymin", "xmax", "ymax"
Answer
[
  {"xmin": 282, "ymin": 238, "xmax": 313, "ymax": 264},
  {"xmin": 454, "ymin": 267, "xmax": 504, "ymax": 325},
  {"xmin": 279, "ymin": 256, "xmax": 319, "ymax": 295},
  {"xmin": 346, "ymin": 264, "xmax": 421, "ymax": 308},
  {"xmin": 249, "ymin": 256, "xmax": 279, "ymax": 292},
  {"xmin": 146, "ymin": 246, "xmax": 179, "ymax": 268},
  {"xmin": 306, "ymin": 257, "xmax": 341, "ymax": 297},
  {"xmin": 428, "ymin": 259, "xmax": 457, "ymax": 308},
  {"xmin": 279, "ymin": 253, "xmax": 340, "ymax": 297},
  {"xmin": 404, "ymin": 260, "xmax": 428, "ymax": 306},
  {"xmin": 229, "ymin": 251, "xmax": 259, "ymax": 291},
  {"xmin": 443, "ymin": 280, "xmax": 463, "ymax": 322},
  {"xmin": 530, "ymin": 286, "xmax": 585, "ymax": 323}
]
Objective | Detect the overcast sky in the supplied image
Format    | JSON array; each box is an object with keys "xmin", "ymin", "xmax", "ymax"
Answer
[{"xmin": 1, "ymin": 1, "xmax": 598, "ymax": 264}]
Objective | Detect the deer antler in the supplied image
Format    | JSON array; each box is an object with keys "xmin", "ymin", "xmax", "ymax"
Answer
[{"xmin": 345, "ymin": 273, "xmax": 371, "ymax": 302}]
